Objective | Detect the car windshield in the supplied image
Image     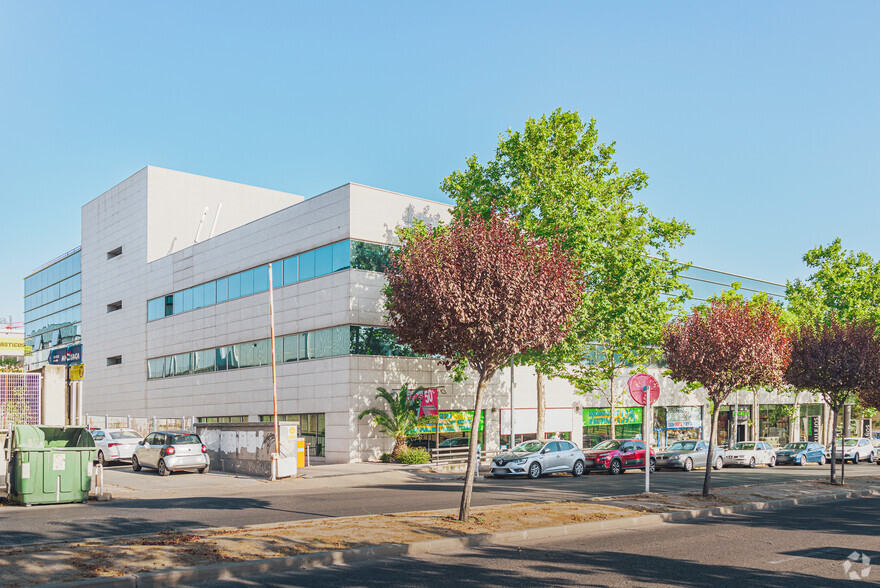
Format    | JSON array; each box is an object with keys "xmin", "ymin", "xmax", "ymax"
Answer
[
  {"xmin": 511, "ymin": 441, "xmax": 545, "ymax": 453},
  {"xmin": 668, "ymin": 441, "xmax": 696, "ymax": 451},
  {"xmin": 731, "ymin": 443, "xmax": 755, "ymax": 450},
  {"xmin": 593, "ymin": 440, "xmax": 621, "ymax": 451},
  {"xmin": 440, "ymin": 438, "xmax": 464, "ymax": 447},
  {"xmin": 784, "ymin": 443, "xmax": 807, "ymax": 450},
  {"xmin": 843, "ymin": 439, "xmax": 859, "ymax": 447},
  {"xmin": 171, "ymin": 434, "xmax": 201, "ymax": 445},
  {"xmin": 109, "ymin": 430, "xmax": 142, "ymax": 440}
]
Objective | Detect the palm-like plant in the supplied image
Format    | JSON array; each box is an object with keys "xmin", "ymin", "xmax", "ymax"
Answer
[{"xmin": 359, "ymin": 384, "xmax": 427, "ymax": 457}]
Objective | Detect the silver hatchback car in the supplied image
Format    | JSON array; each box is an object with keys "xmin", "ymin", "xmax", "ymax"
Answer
[
  {"xmin": 490, "ymin": 439, "xmax": 585, "ymax": 479},
  {"xmin": 132, "ymin": 430, "xmax": 210, "ymax": 476}
]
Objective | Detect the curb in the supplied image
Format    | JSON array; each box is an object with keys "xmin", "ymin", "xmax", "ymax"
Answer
[{"xmin": 38, "ymin": 486, "xmax": 880, "ymax": 588}]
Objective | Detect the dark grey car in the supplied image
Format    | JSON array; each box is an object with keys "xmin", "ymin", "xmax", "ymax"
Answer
[
  {"xmin": 490, "ymin": 439, "xmax": 585, "ymax": 479},
  {"xmin": 654, "ymin": 440, "xmax": 725, "ymax": 471}
]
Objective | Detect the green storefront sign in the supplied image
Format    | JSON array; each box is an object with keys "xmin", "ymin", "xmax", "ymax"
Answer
[
  {"xmin": 583, "ymin": 407, "xmax": 643, "ymax": 427},
  {"xmin": 409, "ymin": 411, "xmax": 485, "ymax": 435}
]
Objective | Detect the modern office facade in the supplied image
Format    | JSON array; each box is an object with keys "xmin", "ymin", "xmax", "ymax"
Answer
[
  {"xmin": 23, "ymin": 248, "xmax": 82, "ymax": 370},
  {"xmin": 29, "ymin": 166, "xmax": 836, "ymax": 463}
]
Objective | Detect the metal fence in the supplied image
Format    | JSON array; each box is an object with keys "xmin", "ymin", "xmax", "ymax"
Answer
[
  {"xmin": 0, "ymin": 372, "xmax": 41, "ymax": 429},
  {"xmin": 84, "ymin": 415, "xmax": 197, "ymax": 436}
]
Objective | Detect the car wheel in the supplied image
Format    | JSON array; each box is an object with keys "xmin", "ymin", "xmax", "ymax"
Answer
[
  {"xmin": 800, "ymin": 455, "xmax": 807, "ymax": 467},
  {"xmin": 852, "ymin": 453, "xmax": 859, "ymax": 464},
  {"xmin": 198, "ymin": 464, "xmax": 209, "ymax": 474},
  {"xmin": 819, "ymin": 455, "xmax": 826, "ymax": 465},
  {"xmin": 609, "ymin": 459, "xmax": 622, "ymax": 475},
  {"xmin": 572, "ymin": 460, "xmax": 585, "ymax": 477},
  {"xmin": 683, "ymin": 457, "xmax": 693, "ymax": 472},
  {"xmin": 868, "ymin": 452, "xmax": 875, "ymax": 464},
  {"xmin": 131, "ymin": 455, "xmax": 142, "ymax": 472},
  {"xmin": 713, "ymin": 457, "xmax": 723, "ymax": 470},
  {"xmin": 769, "ymin": 457, "xmax": 776, "ymax": 468},
  {"xmin": 158, "ymin": 459, "xmax": 170, "ymax": 476},
  {"xmin": 648, "ymin": 458, "xmax": 656, "ymax": 473},
  {"xmin": 97, "ymin": 451, "xmax": 106, "ymax": 468},
  {"xmin": 527, "ymin": 462, "xmax": 542, "ymax": 479},
  {"xmin": 748, "ymin": 457, "xmax": 756, "ymax": 468}
]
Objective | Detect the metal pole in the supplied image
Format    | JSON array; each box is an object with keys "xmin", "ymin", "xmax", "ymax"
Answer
[
  {"xmin": 644, "ymin": 386, "xmax": 650, "ymax": 493},
  {"xmin": 509, "ymin": 358, "xmax": 514, "ymax": 448},
  {"xmin": 268, "ymin": 265, "xmax": 280, "ymax": 479}
]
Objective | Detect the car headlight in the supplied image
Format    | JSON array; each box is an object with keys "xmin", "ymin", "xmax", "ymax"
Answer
[
  {"xmin": 669, "ymin": 456, "xmax": 681, "ymax": 461},
  {"xmin": 512, "ymin": 459, "xmax": 526, "ymax": 465}
]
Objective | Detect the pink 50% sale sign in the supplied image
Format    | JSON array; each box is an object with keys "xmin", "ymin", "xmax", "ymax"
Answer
[{"xmin": 407, "ymin": 388, "xmax": 439, "ymax": 417}]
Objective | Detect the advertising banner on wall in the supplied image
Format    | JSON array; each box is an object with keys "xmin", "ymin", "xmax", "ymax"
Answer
[
  {"xmin": 583, "ymin": 407, "xmax": 643, "ymax": 427},
  {"xmin": 409, "ymin": 411, "xmax": 485, "ymax": 435},
  {"xmin": 666, "ymin": 406, "xmax": 702, "ymax": 429}
]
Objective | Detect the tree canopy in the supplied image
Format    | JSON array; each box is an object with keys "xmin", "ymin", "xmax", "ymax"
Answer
[
  {"xmin": 384, "ymin": 211, "xmax": 583, "ymax": 520},
  {"xmin": 440, "ymin": 109, "xmax": 692, "ymax": 431},
  {"xmin": 663, "ymin": 294, "xmax": 790, "ymax": 495}
]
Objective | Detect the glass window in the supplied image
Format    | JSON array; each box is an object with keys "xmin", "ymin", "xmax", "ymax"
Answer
[
  {"xmin": 228, "ymin": 273, "xmax": 241, "ymax": 299},
  {"xmin": 215, "ymin": 346, "xmax": 229, "ymax": 371},
  {"xmin": 164, "ymin": 356, "xmax": 174, "ymax": 378},
  {"xmin": 173, "ymin": 291, "xmax": 183, "ymax": 315},
  {"xmin": 204, "ymin": 281, "xmax": 216, "ymax": 306},
  {"xmin": 227, "ymin": 344, "xmax": 240, "ymax": 369},
  {"xmin": 174, "ymin": 352, "xmax": 192, "ymax": 376},
  {"xmin": 234, "ymin": 343, "xmax": 249, "ymax": 367},
  {"xmin": 314, "ymin": 246, "xmax": 332, "ymax": 277},
  {"xmin": 147, "ymin": 358, "xmax": 165, "ymax": 379},
  {"xmin": 193, "ymin": 284, "xmax": 205, "ymax": 309},
  {"xmin": 147, "ymin": 298, "xmax": 164, "ymax": 321},
  {"xmin": 332, "ymin": 240, "xmax": 351, "ymax": 272},
  {"xmin": 270, "ymin": 261, "xmax": 283, "ymax": 287},
  {"xmin": 253, "ymin": 265, "xmax": 269, "ymax": 293},
  {"xmin": 274, "ymin": 337, "xmax": 283, "ymax": 364},
  {"xmin": 240, "ymin": 269, "xmax": 255, "ymax": 297},
  {"xmin": 315, "ymin": 329, "xmax": 332, "ymax": 358},
  {"xmin": 282, "ymin": 256, "xmax": 298, "ymax": 285},
  {"xmin": 298, "ymin": 332, "xmax": 312, "ymax": 360},
  {"xmin": 193, "ymin": 349, "xmax": 215, "ymax": 373},
  {"xmin": 283, "ymin": 335, "xmax": 298, "ymax": 362},
  {"xmin": 351, "ymin": 241, "xmax": 391, "ymax": 272},
  {"xmin": 165, "ymin": 295, "xmax": 174, "ymax": 317},
  {"xmin": 216, "ymin": 278, "xmax": 228, "ymax": 303},
  {"xmin": 299, "ymin": 250, "xmax": 316, "ymax": 280},
  {"xmin": 182, "ymin": 288, "xmax": 194, "ymax": 312},
  {"xmin": 254, "ymin": 339, "xmax": 270, "ymax": 366},
  {"xmin": 331, "ymin": 326, "xmax": 349, "ymax": 356}
]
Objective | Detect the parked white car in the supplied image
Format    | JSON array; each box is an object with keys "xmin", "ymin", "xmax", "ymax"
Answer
[
  {"xmin": 91, "ymin": 428, "xmax": 144, "ymax": 466},
  {"xmin": 827, "ymin": 438, "xmax": 875, "ymax": 464},
  {"xmin": 723, "ymin": 441, "xmax": 777, "ymax": 468}
]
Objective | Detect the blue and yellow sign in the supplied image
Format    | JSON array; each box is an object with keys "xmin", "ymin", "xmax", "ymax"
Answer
[{"xmin": 409, "ymin": 411, "xmax": 485, "ymax": 435}]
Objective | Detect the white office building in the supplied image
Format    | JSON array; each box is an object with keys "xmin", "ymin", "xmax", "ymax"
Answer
[{"xmin": 29, "ymin": 167, "xmax": 829, "ymax": 463}]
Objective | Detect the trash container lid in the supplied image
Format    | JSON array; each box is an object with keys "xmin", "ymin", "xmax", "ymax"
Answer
[{"xmin": 11, "ymin": 425, "xmax": 46, "ymax": 449}]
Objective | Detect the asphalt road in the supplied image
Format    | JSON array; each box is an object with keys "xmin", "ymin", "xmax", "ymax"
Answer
[
  {"xmin": 0, "ymin": 462, "xmax": 877, "ymax": 547},
  {"xmin": 195, "ymin": 495, "xmax": 880, "ymax": 587}
]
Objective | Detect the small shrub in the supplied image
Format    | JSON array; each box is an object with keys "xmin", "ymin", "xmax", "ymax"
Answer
[
  {"xmin": 397, "ymin": 447, "xmax": 431, "ymax": 465},
  {"xmin": 379, "ymin": 452, "xmax": 394, "ymax": 463}
]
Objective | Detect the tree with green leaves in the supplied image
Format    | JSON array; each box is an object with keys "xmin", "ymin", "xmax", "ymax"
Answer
[
  {"xmin": 358, "ymin": 384, "xmax": 427, "ymax": 458},
  {"xmin": 384, "ymin": 211, "xmax": 582, "ymax": 521},
  {"xmin": 442, "ymin": 109, "xmax": 692, "ymax": 437}
]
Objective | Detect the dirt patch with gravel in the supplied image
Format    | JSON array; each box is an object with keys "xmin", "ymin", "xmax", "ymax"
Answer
[{"xmin": 0, "ymin": 475, "xmax": 877, "ymax": 587}]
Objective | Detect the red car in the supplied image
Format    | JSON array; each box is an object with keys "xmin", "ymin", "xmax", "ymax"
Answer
[{"xmin": 583, "ymin": 439, "xmax": 655, "ymax": 475}]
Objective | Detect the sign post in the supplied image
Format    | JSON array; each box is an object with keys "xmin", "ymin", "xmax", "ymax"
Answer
[{"xmin": 628, "ymin": 373, "xmax": 660, "ymax": 493}]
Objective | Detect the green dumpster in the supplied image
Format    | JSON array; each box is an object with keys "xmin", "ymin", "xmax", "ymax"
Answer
[{"xmin": 6, "ymin": 425, "xmax": 97, "ymax": 506}]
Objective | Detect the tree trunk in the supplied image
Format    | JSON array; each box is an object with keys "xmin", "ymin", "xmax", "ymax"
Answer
[
  {"xmin": 830, "ymin": 408, "xmax": 838, "ymax": 484},
  {"xmin": 790, "ymin": 393, "xmax": 801, "ymax": 442},
  {"xmin": 459, "ymin": 370, "xmax": 489, "ymax": 522},
  {"xmin": 536, "ymin": 369, "xmax": 545, "ymax": 440},
  {"xmin": 840, "ymin": 407, "xmax": 846, "ymax": 486},
  {"xmin": 702, "ymin": 404, "xmax": 721, "ymax": 497},
  {"xmin": 609, "ymin": 376, "xmax": 616, "ymax": 440},
  {"xmin": 393, "ymin": 436, "xmax": 408, "ymax": 457}
]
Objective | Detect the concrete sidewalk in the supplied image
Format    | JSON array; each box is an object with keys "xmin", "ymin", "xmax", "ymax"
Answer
[{"xmin": 11, "ymin": 475, "xmax": 879, "ymax": 588}]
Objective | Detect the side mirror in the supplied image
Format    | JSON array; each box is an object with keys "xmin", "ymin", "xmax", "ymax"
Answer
[{"xmin": 541, "ymin": 447, "xmax": 550, "ymax": 454}]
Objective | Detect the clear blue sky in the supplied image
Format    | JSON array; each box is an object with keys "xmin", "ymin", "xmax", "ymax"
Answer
[{"xmin": 2, "ymin": 1, "xmax": 878, "ymax": 323}]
